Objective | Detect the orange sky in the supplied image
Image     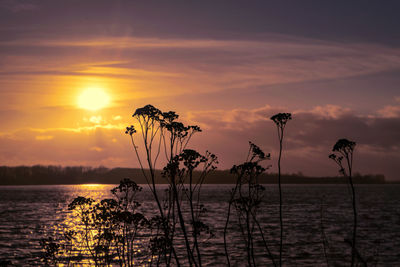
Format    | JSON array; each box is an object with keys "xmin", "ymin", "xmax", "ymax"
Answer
[{"xmin": 1, "ymin": 1, "xmax": 400, "ymax": 180}]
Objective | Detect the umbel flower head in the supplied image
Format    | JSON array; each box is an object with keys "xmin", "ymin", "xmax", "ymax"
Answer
[
  {"xmin": 133, "ymin": 104, "xmax": 162, "ymax": 120},
  {"xmin": 329, "ymin": 138, "xmax": 356, "ymax": 176},
  {"xmin": 125, "ymin": 125, "xmax": 136, "ymax": 135},
  {"xmin": 249, "ymin": 141, "xmax": 270, "ymax": 161},
  {"xmin": 270, "ymin": 113, "xmax": 292, "ymax": 127},
  {"xmin": 332, "ymin": 138, "xmax": 356, "ymax": 154}
]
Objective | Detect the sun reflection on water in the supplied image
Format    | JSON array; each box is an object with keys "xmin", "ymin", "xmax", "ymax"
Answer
[
  {"xmin": 81, "ymin": 183, "xmax": 103, "ymax": 187},
  {"xmin": 43, "ymin": 183, "xmax": 154, "ymax": 265}
]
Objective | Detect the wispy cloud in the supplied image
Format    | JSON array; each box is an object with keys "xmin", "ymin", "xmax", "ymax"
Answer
[
  {"xmin": 2, "ymin": 35, "xmax": 400, "ymax": 90},
  {"xmin": 35, "ymin": 135, "xmax": 53, "ymax": 141},
  {"xmin": 377, "ymin": 105, "xmax": 400, "ymax": 118},
  {"xmin": 0, "ymin": 125, "xmax": 131, "ymax": 167}
]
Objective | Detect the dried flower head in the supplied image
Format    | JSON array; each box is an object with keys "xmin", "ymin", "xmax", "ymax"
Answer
[
  {"xmin": 270, "ymin": 113, "xmax": 292, "ymax": 127},
  {"xmin": 332, "ymin": 138, "xmax": 356, "ymax": 154},
  {"xmin": 125, "ymin": 125, "xmax": 136, "ymax": 135}
]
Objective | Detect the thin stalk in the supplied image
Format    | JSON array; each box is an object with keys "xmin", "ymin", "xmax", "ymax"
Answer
[
  {"xmin": 277, "ymin": 127, "xmax": 284, "ymax": 267},
  {"xmin": 250, "ymin": 210, "xmax": 277, "ymax": 267},
  {"xmin": 224, "ymin": 179, "xmax": 241, "ymax": 267},
  {"xmin": 247, "ymin": 179, "xmax": 253, "ymax": 267},
  {"xmin": 347, "ymin": 154, "xmax": 356, "ymax": 267},
  {"xmin": 189, "ymin": 170, "xmax": 202, "ymax": 267},
  {"xmin": 172, "ymin": 177, "xmax": 197, "ymax": 267},
  {"xmin": 320, "ymin": 199, "xmax": 330, "ymax": 267}
]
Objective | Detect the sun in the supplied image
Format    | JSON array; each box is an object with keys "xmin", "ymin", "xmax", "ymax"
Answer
[{"xmin": 78, "ymin": 88, "xmax": 110, "ymax": 111}]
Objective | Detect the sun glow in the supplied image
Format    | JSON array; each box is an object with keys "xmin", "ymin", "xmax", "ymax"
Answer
[
  {"xmin": 78, "ymin": 88, "xmax": 110, "ymax": 111},
  {"xmin": 81, "ymin": 184, "xmax": 102, "ymax": 187}
]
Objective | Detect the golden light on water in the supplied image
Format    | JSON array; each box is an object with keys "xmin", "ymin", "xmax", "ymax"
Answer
[
  {"xmin": 56, "ymin": 184, "xmax": 149, "ymax": 265},
  {"xmin": 77, "ymin": 88, "xmax": 110, "ymax": 111},
  {"xmin": 81, "ymin": 183, "xmax": 103, "ymax": 187}
]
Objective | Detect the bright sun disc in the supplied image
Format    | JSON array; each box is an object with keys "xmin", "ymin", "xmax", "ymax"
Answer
[{"xmin": 78, "ymin": 88, "xmax": 110, "ymax": 111}]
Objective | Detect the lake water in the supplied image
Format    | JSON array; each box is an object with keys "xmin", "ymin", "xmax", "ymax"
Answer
[{"xmin": 0, "ymin": 184, "xmax": 399, "ymax": 266}]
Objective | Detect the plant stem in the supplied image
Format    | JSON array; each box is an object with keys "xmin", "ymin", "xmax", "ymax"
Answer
[
  {"xmin": 347, "ymin": 156, "xmax": 356, "ymax": 267},
  {"xmin": 278, "ymin": 128, "xmax": 284, "ymax": 267}
]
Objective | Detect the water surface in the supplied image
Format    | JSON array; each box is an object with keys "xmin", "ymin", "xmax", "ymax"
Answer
[{"xmin": 0, "ymin": 184, "xmax": 399, "ymax": 266}]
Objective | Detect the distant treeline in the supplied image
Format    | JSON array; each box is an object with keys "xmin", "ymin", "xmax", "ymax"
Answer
[{"xmin": 0, "ymin": 165, "xmax": 386, "ymax": 185}]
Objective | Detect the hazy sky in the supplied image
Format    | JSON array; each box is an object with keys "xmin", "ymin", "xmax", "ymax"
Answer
[{"xmin": 1, "ymin": 1, "xmax": 400, "ymax": 180}]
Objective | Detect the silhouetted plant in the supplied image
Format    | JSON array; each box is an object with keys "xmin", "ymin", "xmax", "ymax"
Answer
[
  {"xmin": 41, "ymin": 179, "xmax": 150, "ymax": 266},
  {"xmin": 329, "ymin": 138, "xmax": 361, "ymax": 267},
  {"xmin": 111, "ymin": 179, "xmax": 150, "ymax": 266},
  {"xmin": 126, "ymin": 105, "xmax": 217, "ymax": 267},
  {"xmin": 319, "ymin": 197, "xmax": 331, "ymax": 267},
  {"xmin": 270, "ymin": 112, "xmax": 291, "ymax": 266},
  {"xmin": 161, "ymin": 149, "xmax": 217, "ymax": 267},
  {"xmin": 224, "ymin": 142, "xmax": 276, "ymax": 267},
  {"xmin": 126, "ymin": 105, "xmax": 177, "ymax": 265},
  {"xmin": 179, "ymin": 150, "xmax": 217, "ymax": 265},
  {"xmin": 40, "ymin": 237, "xmax": 61, "ymax": 265}
]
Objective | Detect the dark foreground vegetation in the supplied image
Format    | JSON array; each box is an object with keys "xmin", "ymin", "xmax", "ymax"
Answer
[
  {"xmin": 1, "ymin": 104, "xmax": 380, "ymax": 266},
  {"xmin": 0, "ymin": 165, "xmax": 386, "ymax": 185}
]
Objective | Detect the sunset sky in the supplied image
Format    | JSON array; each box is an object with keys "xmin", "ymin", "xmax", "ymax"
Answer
[{"xmin": 1, "ymin": 1, "xmax": 399, "ymax": 180}]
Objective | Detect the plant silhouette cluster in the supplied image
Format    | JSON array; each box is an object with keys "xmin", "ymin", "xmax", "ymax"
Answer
[
  {"xmin": 41, "ymin": 179, "xmax": 150, "ymax": 266},
  {"xmin": 124, "ymin": 104, "xmax": 218, "ymax": 266},
  {"xmin": 41, "ymin": 105, "xmax": 369, "ymax": 266},
  {"xmin": 224, "ymin": 142, "xmax": 276, "ymax": 267}
]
